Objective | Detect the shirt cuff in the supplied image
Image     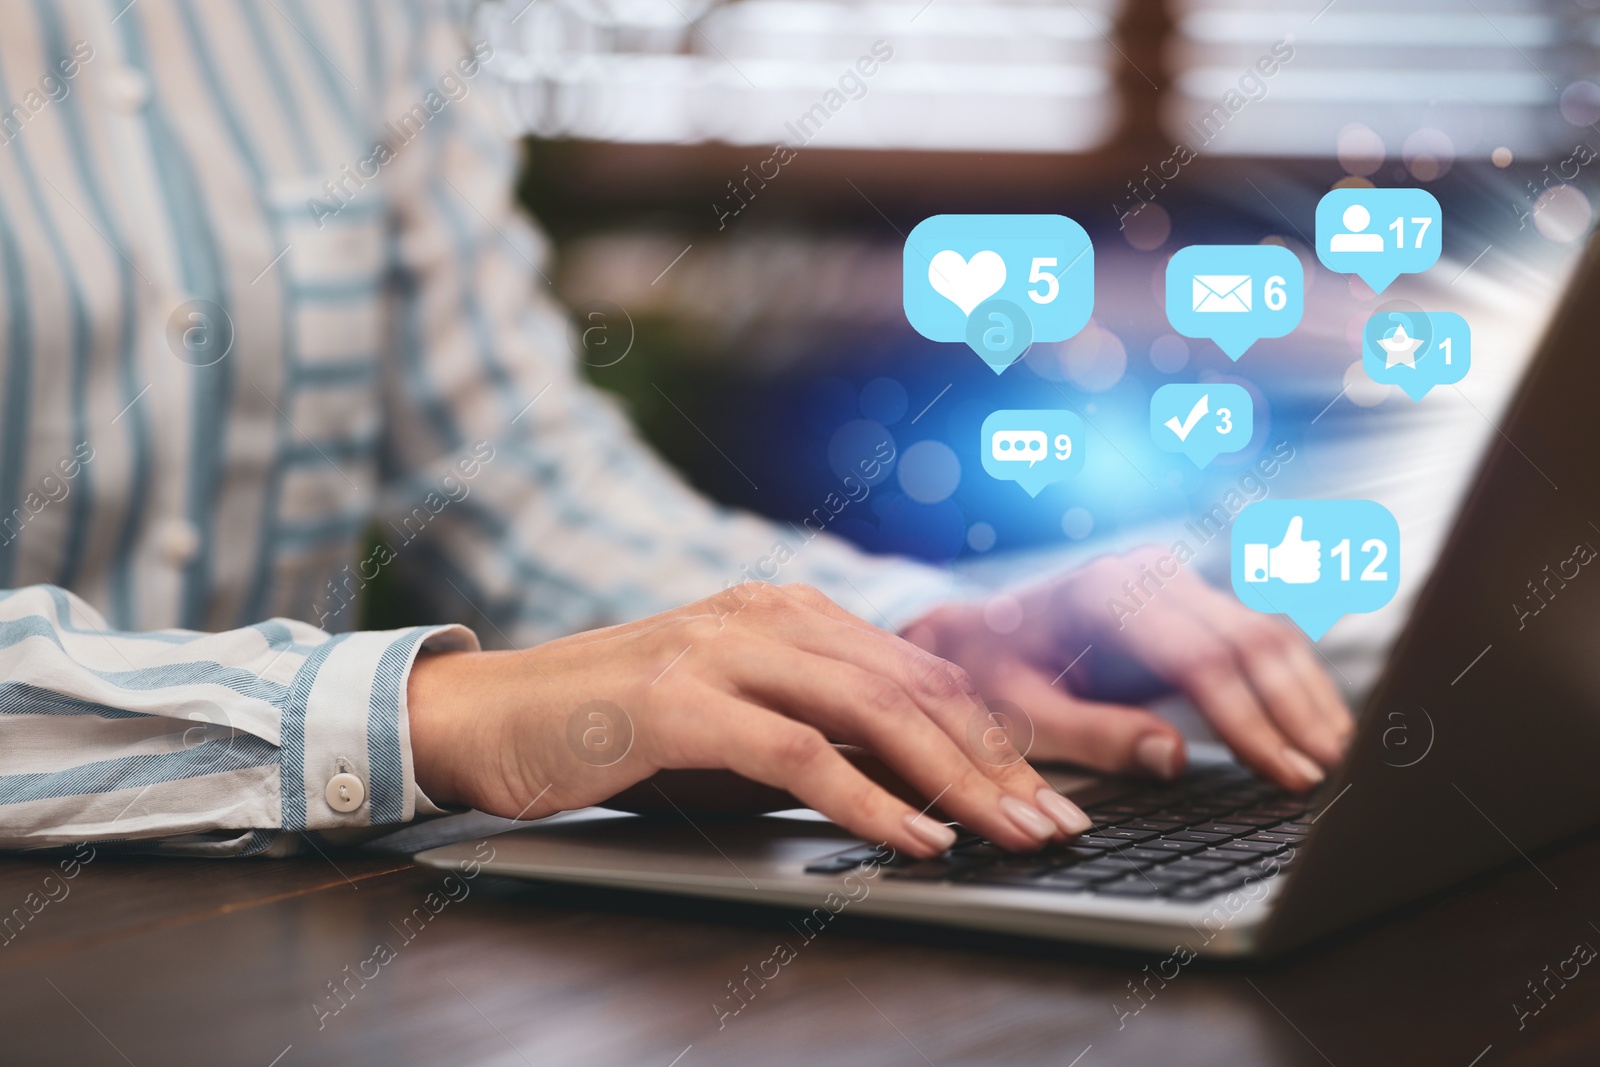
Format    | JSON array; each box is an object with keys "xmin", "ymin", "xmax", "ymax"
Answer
[{"xmin": 286, "ymin": 623, "xmax": 479, "ymax": 832}]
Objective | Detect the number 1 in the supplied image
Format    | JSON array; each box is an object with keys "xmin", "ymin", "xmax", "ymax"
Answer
[{"xmin": 1439, "ymin": 337, "xmax": 1452, "ymax": 365}]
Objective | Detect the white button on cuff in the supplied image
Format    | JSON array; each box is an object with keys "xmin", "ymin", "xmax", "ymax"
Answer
[
  {"xmin": 325, "ymin": 772, "xmax": 366, "ymax": 813},
  {"xmin": 104, "ymin": 67, "xmax": 151, "ymax": 112},
  {"xmin": 156, "ymin": 519, "xmax": 201, "ymax": 567}
]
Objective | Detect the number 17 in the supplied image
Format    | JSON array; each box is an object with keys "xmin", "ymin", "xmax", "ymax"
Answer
[{"xmin": 1387, "ymin": 216, "xmax": 1433, "ymax": 249}]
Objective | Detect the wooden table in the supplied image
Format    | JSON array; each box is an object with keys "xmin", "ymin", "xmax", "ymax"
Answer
[{"xmin": 2, "ymin": 819, "xmax": 1597, "ymax": 1067}]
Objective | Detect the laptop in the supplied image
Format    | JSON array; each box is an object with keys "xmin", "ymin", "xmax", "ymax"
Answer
[{"xmin": 417, "ymin": 229, "xmax": 1600, "ymax": 959}]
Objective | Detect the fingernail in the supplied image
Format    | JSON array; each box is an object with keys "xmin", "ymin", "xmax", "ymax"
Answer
[
  {"xmin": 1035, "ymin": 788, "xmax": 1092, "ymax": 836},
  {"xmin": 902, "ymin": 813, "xmax": 957, "ymax": 853},
  {"xmin": 1282, "ymin": 748, "xmax": 1326, "ymax": 786},
  {"xmin": 999, "ymin": 795, "xmax": 1057, "ymax": 840},
  {"xmin": 1135, "ymin": 735, "xmax": 1180, "ymax": 780}
]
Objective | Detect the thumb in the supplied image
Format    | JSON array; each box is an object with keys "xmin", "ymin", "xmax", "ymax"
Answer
[{"xmin": 1277, "ymin": 515, "xmax": 1306, "ymax": 546}]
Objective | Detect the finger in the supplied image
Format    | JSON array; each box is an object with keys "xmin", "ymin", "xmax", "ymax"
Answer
[
  {"xmin": 777, "ymin": 584, "xmax": 1031, "ymax": 772},
  {"xmin": 1283, "ymin": 635, "xmax": 1355, "ymax": 744},
  {"xmin": 984, "ymin": 655, "xmax": 1188, "ymax": 781},
  {"xmin": 1114, "ymin": 606, "xmax": 1325, "ymax": 791},
  {"xmin": 712, "ymin": 638, "xmax": 1077, "ymax": 849},
  {"xmin": 1176, "ymin": 581, "xmax": 1352, "ymax": 767},
  {"xmin": 769, "ymin": 586, "xmax": 1087, "ymax": 834},
  {"xmin": 653, "ymin": 682, "xmax": 959, "ymax": 858}
]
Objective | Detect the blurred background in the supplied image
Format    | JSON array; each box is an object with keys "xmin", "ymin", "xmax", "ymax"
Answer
[{"xmin": 461, "ymin": 0, "xmax": 1600, "ymax": 656}]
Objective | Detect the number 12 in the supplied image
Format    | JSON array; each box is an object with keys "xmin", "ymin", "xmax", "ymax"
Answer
[{"xmin": 1330, "ymin": 538, "xmax": 1389, "ymax": 581}]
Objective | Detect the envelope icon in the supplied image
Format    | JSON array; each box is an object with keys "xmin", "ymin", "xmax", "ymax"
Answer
[{"xmin": 1193, "ymin": 275, "xmax": 1252, "ymax": 314}]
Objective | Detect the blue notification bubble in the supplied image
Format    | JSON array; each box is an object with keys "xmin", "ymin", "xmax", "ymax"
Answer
[
  {"xmin": 1315, "ymin": 188, "xmax": 1442, "ymax": 294},
  {"xmin": 1361, "ymin": 310, "xmax": 1470, "ymax": 401},
  {"xmin": 905, "ymin": 214, "xmax": 1094, "ymax": 374},
  {"xmin": 1150, "ymin": 383, "xmax": 1253, "ymax": 469},
  {"xmin": 980, "ymin": 409, "xmax": 1085, "ymax": 498},
  {"xmin": 1231, "ymin": 499, "xmax": 1401, "ymax": 640},
  {"xmin": 965, "ymin": 298, "xmax": 1035, "ymax": 373},
  {"xmin": 1164, "ymin": 245, "xmax": 1304, "ymax": 361}
]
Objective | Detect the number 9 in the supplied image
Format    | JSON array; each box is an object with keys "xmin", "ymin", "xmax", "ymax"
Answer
[{"xmin": 1054, "ymin": 434, "xmax": 1072, "ymax": 460}]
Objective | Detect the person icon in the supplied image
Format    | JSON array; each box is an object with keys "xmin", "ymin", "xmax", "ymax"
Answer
[{"xmin": 1329, "ymin": 204, "xmax": 1385, "ymax": 253}]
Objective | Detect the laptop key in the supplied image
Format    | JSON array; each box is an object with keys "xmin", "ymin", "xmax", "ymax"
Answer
[
  {"xmin": 1159, "ymin": 857, "xmax": 1239, "ymax": 878},
  {"xmin": 1215, "ymin": 813, "xmax": 1286, "ymax": 828},
  {"xmin": 884, "ymin": 859, "xmax": 975, "ymax": 881},
  {"xmin": 1188, "ymin": 873, "xmax": 1251, "ymax": 894},
  {"xmin": 1241, "ymin": 804, "xmax": 1308, "ymax": 819},
  {"xmin": 1122, "ymin": 819, "xmax": 1186, "ymax": 833},
  {"xmin": 1146, "ymin": 809, "xmax": 1222, "ymax": 824},
  {"xmin": 1111, "ymin": 847, "xmax": 1183, "ymax": 865},
  {"xmin": 804, "ymin": 858, "xmax": 864, "ymax": 874},
  {"xmin": 1189, "ymin": 823, "xmax": 1254, "ymax": 837},
  {"xmin": 1218, "ymin": 839, "xmax": 1285, "ymax": 855},
  {"xmin": 1276, "ymin": 821, "xmax": 1315, "ymax": 835},
  {"xmin": 1085, "ymin": 804, "xmax": 1157, "ymax": 818},
  {"xmin": 1043, "ymin": 867, "xmax": 1123, "ymax": 886},
  {"xmin": 1167, "ymin": 882, "xmax": 1240, "ymax": 902},
  {"xmin": 1165, "ymin": 830, "xmax": 1232, "ymax": 844},
  {"xmin": 1247, "ymin": 831, "xmax": 1304, "ymax": 845},
  {"xmin": 962, "ymin": 866, "xmax": 1054, "ymax": 887},
  {"xmin": 1045, "ymin": 846, "xmax": 1112, "ymax": 866},
  {"xmin": 1139, "ymin": 838, "xmax": 1208, "ymax": 854},
  {"xmin": 803, "ymin": 845, "xmax": 895, "ymax": 873},
  {"xmin": 1063, "ymin": 835, "xmax": 1122, "ymax": 851},
  {"xmin": 1068, "ymin": 860, "xmax": 1149, "ymax": 879},
  {"xmin": 1082, "ymin": 828, "xmax": 1158, "ymax": 843}
]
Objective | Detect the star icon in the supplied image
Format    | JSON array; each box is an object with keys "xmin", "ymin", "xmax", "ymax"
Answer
[{"xmin": 1378, "ymin": 324, "xmax": 1424, "ymax": 369}]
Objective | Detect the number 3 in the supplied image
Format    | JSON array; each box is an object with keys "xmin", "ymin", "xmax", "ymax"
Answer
[
  {"xmin": 1028, "ymin": 258, "xmax": 1059, "ymax": 305},
  {"xmin": 1215, "ymin": 407, "xmax": 1233, "ymax": 434}
]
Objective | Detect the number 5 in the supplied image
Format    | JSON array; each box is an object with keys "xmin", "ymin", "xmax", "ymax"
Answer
[{"xmin": 1028, "ymin": 258, "xmax": 1059, "ymax": 304}]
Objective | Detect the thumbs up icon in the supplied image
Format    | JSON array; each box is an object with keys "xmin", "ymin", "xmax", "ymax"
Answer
[{"xmin": 1244, "ymin": 516, "xmax": 1321, "ymax": 584}]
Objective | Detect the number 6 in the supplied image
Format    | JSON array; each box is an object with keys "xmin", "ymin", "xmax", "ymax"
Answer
[{"xmin": 1264, "ymin": 275, "xmax": 1287, "ymax": 311}]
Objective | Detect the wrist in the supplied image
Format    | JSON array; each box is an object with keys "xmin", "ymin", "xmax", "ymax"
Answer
[{"xmin": 407, "ymin": 649, "xmax": 484, "ymax": 809}]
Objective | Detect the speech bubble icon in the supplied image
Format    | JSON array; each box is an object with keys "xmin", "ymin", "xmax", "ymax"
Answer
[
  {"xmin": 1316, "ymin": 188, "xmax": 1442, "ymax": 294},
  {"xmin": 1164, "ymin": 244, "xmax": 1303, "ymax": 360},
  {"xmin": 905, "ymin": 214, "xmax": 1094, "ymax": 374},
  {"xmin": 1150, "ymin": 383, "xmax": 1253, "ymax": 469},
  {"xmin": 980, "ymin": 409, "xmax": 1085, "ymax": 497},
  {"xmin": 1361, "ymin": 309, "xmax": 1470, "ymax": 401},
  {"xmin": 1231, "ymin": 499, "xmax": 1400, "ymax": 640},
  {"xmin": 991, "ymin": 428, "xmax": 1049, "ymax": 467},
  {"xmin": 966, "ymin": 298, "xmax": 1035, "ymax": 373}
]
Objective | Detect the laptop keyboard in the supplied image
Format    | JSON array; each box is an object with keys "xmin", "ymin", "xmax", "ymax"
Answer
[{"xmin": 803, "ymin": 765, "xmax": 1323, "ymax": 902}]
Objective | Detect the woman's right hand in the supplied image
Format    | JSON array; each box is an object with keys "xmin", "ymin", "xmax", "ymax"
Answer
[{"xmin": 406, "ymin": 582, "xmax": 1091, "ymax": 858}]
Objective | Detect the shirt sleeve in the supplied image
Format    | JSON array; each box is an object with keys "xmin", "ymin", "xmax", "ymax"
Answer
[
  {"xmin": 374, "ymin": 7, "xmax": 953, "ymax": 648},
  {"xmin": 0, "ymin": 584, "xmax": 477, "ymax": 856}
]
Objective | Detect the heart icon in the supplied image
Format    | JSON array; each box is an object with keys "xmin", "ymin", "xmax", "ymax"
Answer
[{"xmin": 928, "ymin": 250, "xmax": 1006, "ymax": 316}]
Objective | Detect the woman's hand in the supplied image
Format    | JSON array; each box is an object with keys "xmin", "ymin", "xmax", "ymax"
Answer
[
  {"xmin": 407, "ymin": 583, "xmax": 1091, "ymax": 858},
  {"xmin": 903, "ymin": 547, "xmax": 1353, "ymax": 792}
]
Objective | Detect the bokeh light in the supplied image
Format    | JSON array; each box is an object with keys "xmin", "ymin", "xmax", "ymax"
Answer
[{"xmin": 897, "ymin": 440, "xmax": 961, "ymax": 504}]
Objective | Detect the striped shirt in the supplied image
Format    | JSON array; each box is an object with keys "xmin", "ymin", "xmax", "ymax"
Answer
[{"xmin": 0, "ymin": 0, "xmax": 945, "ymax": 856}]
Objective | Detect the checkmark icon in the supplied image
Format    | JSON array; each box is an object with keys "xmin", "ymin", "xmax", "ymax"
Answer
[{"xmin": 1164, "ymin": 394, "xmax": 1209, "ymax": 441}]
